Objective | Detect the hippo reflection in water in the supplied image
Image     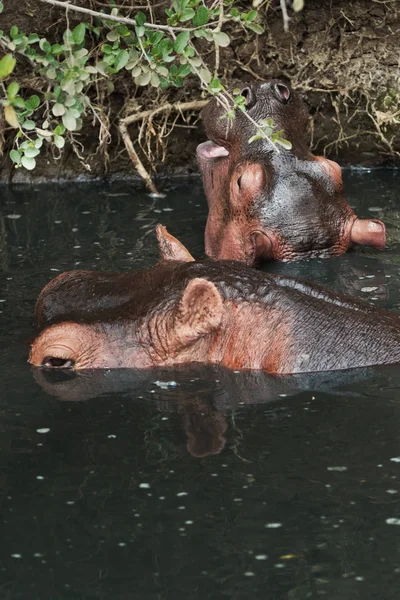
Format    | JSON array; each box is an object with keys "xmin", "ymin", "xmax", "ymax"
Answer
[
  {"xmin": 33, "ymin": 363, "xmax": 379, "ymax": 458},
  {"xmin": 29, "ymin": 225, "xmax": 400, "ymax": 373},
  {"xmin": 197, "ymin": 79, "xmax": 386, "ymax": 264}
]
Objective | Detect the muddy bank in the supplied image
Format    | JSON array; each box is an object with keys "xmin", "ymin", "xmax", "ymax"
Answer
[{"xmin": 0, "ymin": 0, "xmax": 399, "ymax": 183}]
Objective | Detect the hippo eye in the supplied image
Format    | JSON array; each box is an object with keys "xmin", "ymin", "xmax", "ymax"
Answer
[
  {"xmin": 240, "ymin": 87, "xmax": 256, "ymax": 110},
  {"xmin": 274, "ymin": 83, "xmax": 291, "ymax": 104},
  {"xmin": 42, "ymin": 356, "xmax": 75, "ymax": 369}
]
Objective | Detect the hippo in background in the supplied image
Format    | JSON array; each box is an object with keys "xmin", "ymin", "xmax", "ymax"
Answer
[
  {"xmin": 29, "ymin": 225, "xmax": 400, "ymax": 373},
  {"xmin": 197, "ymin": 79, "xmax": 386, "ymax": 264}
]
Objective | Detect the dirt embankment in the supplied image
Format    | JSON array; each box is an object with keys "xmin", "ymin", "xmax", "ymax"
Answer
[{"xmin": 0, "ymin": 0, "xmax": 399, "ymax": 183}]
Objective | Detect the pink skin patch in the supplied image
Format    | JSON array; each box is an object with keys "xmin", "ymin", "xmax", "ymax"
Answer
[
  {"xmin": 314, "ymin": 155, "xmax": 343, "ymax": 186},
  {"xmin": 196, "ymin": 140, "xmax": 229, "ymax": 160}
]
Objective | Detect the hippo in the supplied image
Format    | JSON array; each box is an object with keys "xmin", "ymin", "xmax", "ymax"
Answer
[
  {"xmin": 29, "ymin": 225, "xmax": 400, "ymax": 373},
  {"xmin": 197, "ymin": 79, "xmax": 386, "ymax": 264}
]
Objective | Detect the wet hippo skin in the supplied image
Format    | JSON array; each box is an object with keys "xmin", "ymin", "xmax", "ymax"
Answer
[
  {"xmin": 197, "ymin": 79, "xmax": 386, "ymax": 264},
  {"xmin": 29, "ymin": 225, "xmax": 400, "ymax": 373}
]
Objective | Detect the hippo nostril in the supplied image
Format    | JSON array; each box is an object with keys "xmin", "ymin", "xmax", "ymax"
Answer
[
  {"xmin": 274, "ymin": 83, "xmax": 291, "ymax": 104},
  {"xmin": 240, "ymin": 86, "xmax": 256, "ymax": 110},
  {"xmin": 42, "ymin": 356, "xmax": 75, "ymax": 369},
  {"xmin": 237, "ymin": 175, "xmax": 242, "ymax": 189}
]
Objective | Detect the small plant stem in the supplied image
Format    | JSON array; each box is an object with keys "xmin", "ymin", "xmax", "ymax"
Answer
[
  {"xmin": 36, "ymin": 0, "xmax": 218, "ymax": 33},
  {"xmin": 119, "ymin": 100, "xmax": 207, "ymax": 193},
  {"xmin": 213, "ymin": 0, "xmax": 224, "ymax": 77},
  {"xmin": 280, "ymin": 0, "xmax": 290, "ymax": 32}
]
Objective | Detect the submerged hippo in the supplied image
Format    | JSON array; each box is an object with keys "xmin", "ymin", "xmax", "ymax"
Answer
[
  {"xmin": 29, "ymin": 225, "xmax": 400, "ymax": 373},
  {"xmin": 197, "ymin": 79, "xmax": 386, "ymax": 264}
]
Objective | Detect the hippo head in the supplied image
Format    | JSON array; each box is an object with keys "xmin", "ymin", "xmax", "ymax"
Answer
[
  {"xmin": 29, "ymin": 226, "xmax": 225, "ymax": 370},
  {"xmin": 197, "ymin": 79, "xmax": 386, "ymax": 264}
]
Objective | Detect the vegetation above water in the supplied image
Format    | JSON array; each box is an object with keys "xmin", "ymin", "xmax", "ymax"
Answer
[
  {"xmin": 0, "ymin": 0, "xmax": 399, "ymax": 182},
  {"xmin": 0, "ymin": 0, "xmax": 296, "ymax": 187}
]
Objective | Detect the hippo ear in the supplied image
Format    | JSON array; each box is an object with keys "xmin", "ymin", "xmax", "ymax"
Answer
[
  {"xmin": 231, "ymin": 162, "xmax": 266, "ymax": 205},
  {"xmin": 156, "ymin": 224, "xmax": 195, "ymax": 262},
  {"xmin": 350, "ymin": 218, "xmax": 386, "ymax": 249},
  {"xmin": 175, "ymin": 278, "xmax": 223, "ymax": 344},
  {"xmin": 314, "ymin": 156, "xmax": 343, "ymax": 187}
]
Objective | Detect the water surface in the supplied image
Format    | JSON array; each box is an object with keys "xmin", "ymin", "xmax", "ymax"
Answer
[{"xmin": 1, "ymin": 171, "xmax": 400, "ymax": 599}]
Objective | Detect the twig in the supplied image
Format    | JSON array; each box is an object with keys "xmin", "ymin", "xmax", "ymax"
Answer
[
  {"xmin": 119, "ymin": 121, "xmax": 159, "ymax": 194},
  {"xmin": 120, "ymin": 100, "xmax": 208, "ymax": 126},
  {"xmin": 37, "ymin": 0, "xmax": 217, "ymax": 33},
  {"xmin": 279, "ymin": 0, "xmax": 290, "ymax": 32},
  {"xmin": 119, "ymin": 100, "xmax": 208, "ymax": 194},
  {"xmin": 91, "ymin": 0, "xmax": 167, "ymax": 8},
  {"xmin": 213, "ymin": 0, "xmax": 224, "ymax": 77}
]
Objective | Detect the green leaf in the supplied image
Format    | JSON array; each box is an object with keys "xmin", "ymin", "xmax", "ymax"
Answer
[
  {"xmin": 187, "ymin": 57, "xmax": 202, "ymax": 68},
  {"xmin": 135, "ymin": 25, "xmax": 145, "ymax": 37},
  {"xmin": 193, "ymin": 6, "xmax": 209, "ymax": 27},
  {"xmin": 28, "ymin": 33, "xmax": 40, "ymax": 44},
  {"xmin": 54, "ymin": 135, "xmax": 65, "ymax": 149},
  {"xmin": 135, "ymin": 11, "xmax": 146, "ymax": 26},
  {"xmin": 9, "ymin": 149, "xmax": 21, "ymax": 164},
  {"xmin": 39, "ymin": 38, "xmax": 50, "ymax": 52},
  {"xmin": 72, "ymin": 23, "xmax": 86, "ymax": 45},
  {"xmin": 46, "ymin": 67, "xmax": 57, "ymax": 79},
  {"xmin": 21, "ymin": 155, "xmax": 36, "ymax": 170},
  {"xmin": 178, "ymin": 63, "xmax": 191, "ymax": 77},
  {"xmin": 10, "ymin": 26, "xmax": 18, "ymax": 39},
  {"xmin": 156, "ymin": 65, "xmax": 169, "ymax": 77},
  {"xmin": 116, "ymin": 25, "xmax": 131, "ymax": 37},
  {"xmin": 0, "ymin": 2, "xmax": 3, "ymax": 14},
  {"xmin": 148, "ymin": 31, "xmax": 162, "ymax": 46},
  {"xmin": 179, "ymin": 8, "xmax": 195, "ymax": 21},
  {"xmin": 101, "ymin": 43, "xmax": 113, "ymax": 54},
  {"xmin": 22, "ymin": 120, "xmax": 36, "ymax": 130},
  {"xmin": 7, "ymin": 81, "xmax": 19, "ymax": 99},
  {"xmin": 248, "ymin": 134, "xmax": 263, "ymax": 144},
  {"xmin": 24, "ymin": 145, "xmax": 40, "ymax": 158},
  {"xmin": 159, "ymin": 39, "xmax": 174, "ymax": 61},
  {"xmin": 274, "ymin": 137, "xmax": 292, "ymax": 150},
  {"xmin": 114, "ymin": 49, "xmax": 129, "ymax": 71},
  {"xmin": 150, "ymin": 72, "xmax": 160, "ymax": 87},
  {"xmin": 106, "ymin": 30, "xmax": 119, "ymax": 42},
  {"xmin": 12, "ymin": 97, "xmax": 26, "ymax": 109},
  {"xmin": 0, "ymin": 54, "xmax": 16, "ymax": 79},
  {"xmin": 135, "ymin": 71, "xmax": 151, "ymax": 86},
  {"xmin": 54, "ymin": 124, "xmax": 66, "ymax": 136},
  {"xmin": 28, "ymin": 95, "xmax": 40, "ymax": 109},
  {"xmin": 130, "ymin": 65, "xmax": 141, "ymax": 77},
  {"xmin": 52, "ymin": 103, "xmax": 65, "ymax": 116},
  {"xmin": 174, "ymin": 31, "xmax": 190, "ymax": 54},
  {"xmin": 245, "ymin": 22, "xmax": 264, "ymax": 34},
  {"xmin": 244, "ymin": 10, "xmax": 257, "ymax": 21},
  {"xmin": 208, "ymin": 77, "xmax": 223, "ymax": 92},
  {"xmin": 199, "ymin": 67, "xmax": 212, "ymax": 85},
  {"xmin": 213, "ymin": 31, "xmax": 230, "ymax": 47},
  {"xmin": 62, "ymin": 110, "xmax": 77, "ymax": 131}
]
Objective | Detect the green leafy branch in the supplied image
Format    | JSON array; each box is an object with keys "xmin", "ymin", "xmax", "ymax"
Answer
[
  {"xmin": 207, "ymin": 82, "xmax": 292, "ymax": 152},
  {"xmin": 0, "ymin": 0, "xmax": 285, "ymax": 177}
]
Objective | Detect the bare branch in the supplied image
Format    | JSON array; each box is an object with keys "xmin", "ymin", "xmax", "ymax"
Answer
[
  {"xmin": 119, "ymin": 100, "xmax": 208, "ymax": 194},
  {"xmin": 120, "ymin": 100, "xmax": 208, "ymax": 126},
  {"xmin": 37, "ymin": 0, "xmax": 217, "ymax": 33}
]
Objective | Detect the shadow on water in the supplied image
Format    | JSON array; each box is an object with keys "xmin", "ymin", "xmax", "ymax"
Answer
[{"xmin": 1, "ymin": 171, "xmax": 400, "ymax": 598}]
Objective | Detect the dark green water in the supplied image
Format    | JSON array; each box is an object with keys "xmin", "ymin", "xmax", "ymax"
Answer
[{"xmin": 1, "ymin": 171, "xmax": 400, "ymax": 599}]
